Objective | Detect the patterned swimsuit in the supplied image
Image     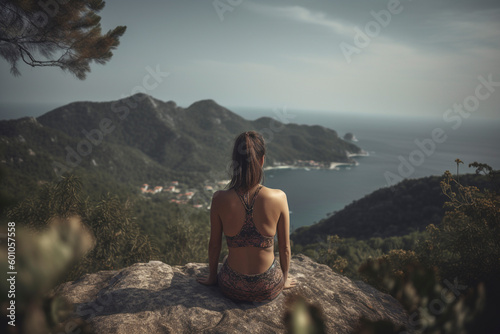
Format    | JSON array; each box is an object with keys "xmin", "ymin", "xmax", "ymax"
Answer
[{"xmin": 218, "ymin": 186, "xmax": 285, "ymax": 302}]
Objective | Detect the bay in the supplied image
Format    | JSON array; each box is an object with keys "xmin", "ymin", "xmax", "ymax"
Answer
[{"xmin": 233, "ymin": 108, "xmax": 500, "ymax": 231}]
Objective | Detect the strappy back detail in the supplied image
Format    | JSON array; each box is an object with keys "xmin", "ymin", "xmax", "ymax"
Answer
[
  {"xmin": 236, "ymin": 185, "xmax": 262, "ymax": 212},
  {"xmin": 225, "ymin": 186, "xmax": 274, "ymax": 248}
]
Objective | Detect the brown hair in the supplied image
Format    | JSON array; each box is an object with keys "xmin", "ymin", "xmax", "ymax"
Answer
[{"xmin": 228, "ymin": 131, "xmax": 265, "ymax": 191}]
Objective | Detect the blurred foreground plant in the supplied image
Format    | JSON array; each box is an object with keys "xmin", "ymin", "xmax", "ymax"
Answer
[
  {"xmin": 284, "ymin": 295, "xmax": 326, "ymax": 334},
  {"xmin": 0, "ymin": 219, "xmax": 95, "ymax": 334}
]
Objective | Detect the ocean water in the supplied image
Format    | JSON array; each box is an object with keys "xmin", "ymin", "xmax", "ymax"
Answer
[
  {"xmin": 234, "ymin": 108, "xmax": 500, "ymax": 231},
  {"xmin": 0, "ymin": 102, "xmax": 62, "ymax": 121}
]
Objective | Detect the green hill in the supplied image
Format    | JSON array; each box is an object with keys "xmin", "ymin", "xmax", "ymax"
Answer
[
  {"xmin": 291, "ymin": 174, "xmax": 492, "ymax": 245},
  {"xmin": 1, "ymin": 93, "xmax": 363, "ymax": 200}
]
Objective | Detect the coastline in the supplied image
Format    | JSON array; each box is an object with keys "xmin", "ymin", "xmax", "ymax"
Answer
[
  {"xmin": 347, "ymin": 150, "xmax": 370, "ymax": 158},
  {"xmin": 329, "ymin": 162, "xmax": 357, "ymax": 169},
  {"xmin": 264, "ymin": 161, "xmax": 357, "ymax": 171},
  {"xmin": 264, "ymin": 150, "xmax": 369, "ymax": 172}
]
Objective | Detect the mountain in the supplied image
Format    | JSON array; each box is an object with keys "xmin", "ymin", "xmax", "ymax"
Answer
[
  {"xmin": 291, "ymin": 174, "xmax": 492, "ymax": 245},
  {"xmin": 0, "ymin": 94, "xmax": 363, "ymax": 199}
]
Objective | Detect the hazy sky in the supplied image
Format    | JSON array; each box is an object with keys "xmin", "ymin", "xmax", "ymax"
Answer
[{"xmin": 1, "ymin": 0, "xmax": 499, "ymax": 119}]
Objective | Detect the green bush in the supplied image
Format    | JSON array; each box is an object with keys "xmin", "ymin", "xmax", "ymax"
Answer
[
  {"xmin": 8, "ymin": 175, "xmax": 158, "ymax": 281},
  {"xmin": 358, "ymin": 161, "xmax": 500, "ymax": 333}
]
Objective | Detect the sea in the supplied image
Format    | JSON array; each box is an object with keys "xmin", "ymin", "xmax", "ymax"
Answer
[
  {"xmin": 233, "ymin": 108, "xmax": 500, "ymax": 231},
  {"xmin": 1, "ymin": 104, "xmax": 499, "ymax": 231}
]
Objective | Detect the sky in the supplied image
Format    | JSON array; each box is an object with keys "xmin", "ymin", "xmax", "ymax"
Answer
[{"xmin": 1, "ymin": 0, "xmax": 500, "ymax": 120}]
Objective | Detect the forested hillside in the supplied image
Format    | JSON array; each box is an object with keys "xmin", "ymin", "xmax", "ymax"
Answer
[
  {"xmin": 292, "ymin": 164, "xmax": 500, "ymax": 332},
  {"xmin": 0, "ymin": 93, "xmax": 362, "ymax": 200},
  {"xmin": 291, "ymin": 174, "xmax": 491, "ymax": 245}
]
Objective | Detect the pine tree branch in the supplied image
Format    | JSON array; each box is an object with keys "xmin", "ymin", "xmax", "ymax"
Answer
[
  {"xmin": 1, "ymin": 0, "xmax": 125, "ymax": 79},
  {"xmin": 18, "ymin": 44, "xmax": 63, "ymax": 67}
]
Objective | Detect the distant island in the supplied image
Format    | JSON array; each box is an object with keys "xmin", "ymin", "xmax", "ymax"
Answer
[{"xmin": 343, "ymin": 132, "xmax": 358, "ymax": 142}]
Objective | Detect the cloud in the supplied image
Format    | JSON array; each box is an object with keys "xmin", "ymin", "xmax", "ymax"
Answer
[{"xmin": 245, "ymin": 2, "xmax": 352, "ymax": 37}]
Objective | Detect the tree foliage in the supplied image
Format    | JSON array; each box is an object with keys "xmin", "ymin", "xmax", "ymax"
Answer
[
  {"xmin": 356, "ymin": 161, "xmax": 500, "ymax": 333},
  {"xmin": 0, "ymin": 0, "xmax": 126, "ymax": 79},
  {"xmin": 422, "ymin": 162, "xmax": 500, "ymax": 285},
  {"xmin": 294, "ymin": 161, "xmax": 499, "ymax": 332},
  {"xmin": 7, "ymin": 175, "xmax": 158, "ymax": 281}
]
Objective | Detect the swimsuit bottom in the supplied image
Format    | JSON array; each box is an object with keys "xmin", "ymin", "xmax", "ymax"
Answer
[{"xmin": 218, "ymin": 258, "xmax": 285, "ymax": 302}]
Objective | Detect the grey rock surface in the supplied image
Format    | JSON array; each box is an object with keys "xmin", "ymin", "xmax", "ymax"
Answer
[{"xmin": 51, "ymin": 254, "xmax": 409, "ymax": 333}]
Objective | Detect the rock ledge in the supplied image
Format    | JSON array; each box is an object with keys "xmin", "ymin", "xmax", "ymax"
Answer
[{"xmin": 52, "ymin": 254, "xmax": 408, "ymax": 333}]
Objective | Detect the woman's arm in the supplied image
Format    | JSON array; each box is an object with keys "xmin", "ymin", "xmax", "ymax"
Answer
[
  {"xmin": 197, "ymin": 191, "xmax": 223, "ymax": 286},
  {"xmin": 276, "ymin": 191, "xmax": 297, "ymax": 289},
  {"xmin": 277, "ymin": 191, "xmax": 291, "ymax": 281}
]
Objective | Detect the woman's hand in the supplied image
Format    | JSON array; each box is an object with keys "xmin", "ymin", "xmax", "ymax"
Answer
[
  {"xmin": 197, "ymin": 274, "xmax": 218, "ymax": 286},
  {"xmin": 283, "ymin": 277, "xmax": 297, "ymax": 289}
]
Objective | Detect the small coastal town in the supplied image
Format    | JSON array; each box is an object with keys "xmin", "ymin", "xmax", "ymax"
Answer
[{"xmin": 139, "ymin": 179, "xmax": 230, "ymax": 210}]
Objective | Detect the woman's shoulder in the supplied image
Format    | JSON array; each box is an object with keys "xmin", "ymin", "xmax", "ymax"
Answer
[
  {"xmin": 212, "ymin": 188, "xmax": 233, "ymax": 200},
  {"xmin": 259, "ymin": 186, "xmax": 287, "ymax": 199},
  {"xmin": 212, "ymin": 186, "xmax": 286, "ymax": 201}
]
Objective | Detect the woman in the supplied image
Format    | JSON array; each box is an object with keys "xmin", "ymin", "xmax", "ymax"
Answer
[{"xmin": 197, "ymin": 131, "xmax": 297, "ymax": 302}]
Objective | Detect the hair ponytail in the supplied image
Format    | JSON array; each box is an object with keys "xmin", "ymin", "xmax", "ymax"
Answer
[{"xmin": 229, "ymin": 131, "xmax": 265, "ymax": 191}]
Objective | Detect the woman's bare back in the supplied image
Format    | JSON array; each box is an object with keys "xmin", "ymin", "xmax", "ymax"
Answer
[{"xmin": 214, "ymin": 185, "xmax": 287, "ymax": 275}]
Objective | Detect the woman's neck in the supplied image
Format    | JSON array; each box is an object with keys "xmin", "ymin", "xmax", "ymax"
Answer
[{"xmin": 236, "ymin": 184, "xmax": 261, "ymax": 194}]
